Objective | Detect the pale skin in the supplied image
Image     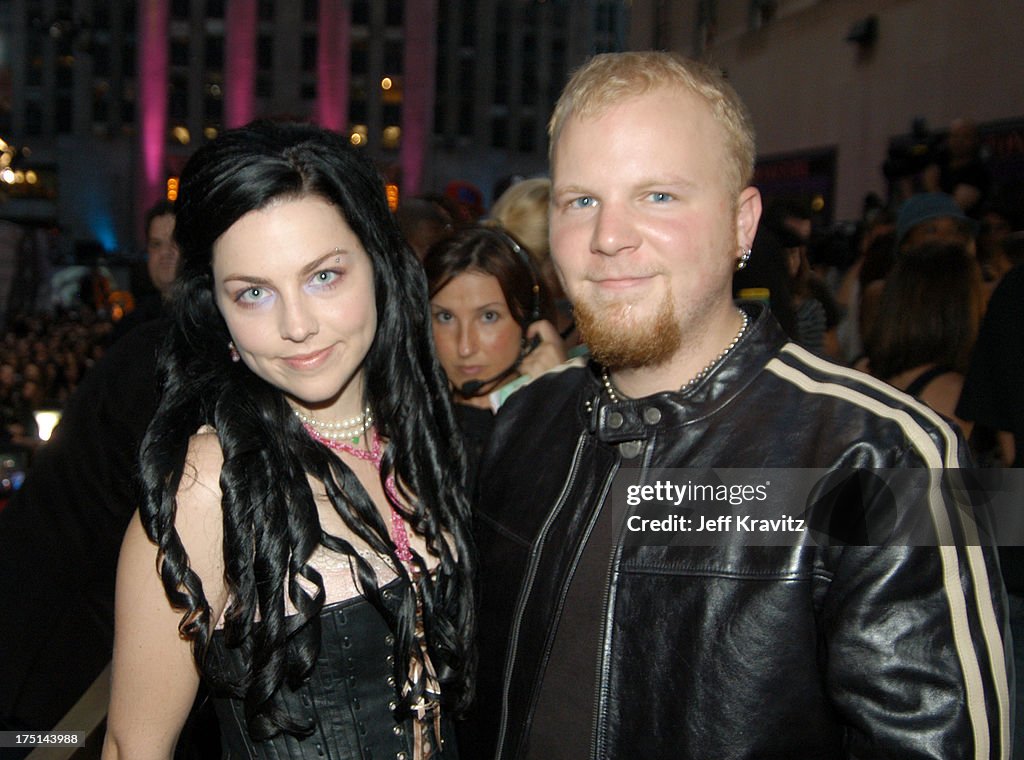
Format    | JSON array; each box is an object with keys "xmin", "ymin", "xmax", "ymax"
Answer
[
  {"xmin": 104, "ymin": 197, "xmax": 435, "ymax": 759},
  {"xmin": 550, "ymin": 87, "xmax": 761, "ymax": 398}
]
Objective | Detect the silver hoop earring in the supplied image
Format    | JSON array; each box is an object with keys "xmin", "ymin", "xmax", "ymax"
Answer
[
  {"xmin": 228, "ymin": 341, "xmax": 240, "ymax": 362},
  {"xmin": 736, "ymin": 248, "xmax": 752, "ymax": 271}
]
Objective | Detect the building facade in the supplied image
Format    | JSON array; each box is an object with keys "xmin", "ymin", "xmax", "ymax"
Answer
[
  {"xmin": 0, "ymin": 0, "xmax": 631, "ymax": 256},
  {"xmin": 629, "ymin": 0, "xmax": 1024, "ymax": 223}
]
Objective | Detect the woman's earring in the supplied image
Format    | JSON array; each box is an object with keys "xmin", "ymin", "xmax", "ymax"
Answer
[
  {"xmin": 228, "ymin": 341, "xmax": 240, "ymax": 362},
  {"xmin": 736, "ymin": 247, "xmax": 752, "ymax": 271}
]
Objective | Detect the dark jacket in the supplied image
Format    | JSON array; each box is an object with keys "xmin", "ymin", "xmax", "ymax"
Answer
[{"xmin": 471, "ymin": 303, "xmax": 1009, "ymax": 760}]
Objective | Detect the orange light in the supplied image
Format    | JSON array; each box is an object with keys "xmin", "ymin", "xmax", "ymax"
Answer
[
  {"xmin": 167, "ymin": 176, "xmax": 179, "ymax": 201},
  {"xmin": 385, "ymin": 183, "xmax": 399, "ymax": 212}
]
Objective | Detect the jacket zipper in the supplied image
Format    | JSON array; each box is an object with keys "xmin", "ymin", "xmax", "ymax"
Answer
[
  {"xmin": 590, "ymin": 438, "xmax": 653, "ymax": 758},
  {"xmin": 494, "ymin": 431, "xmax": 589, "ymax": 760},
  {"xmin": 588, "ymin": 475, "xmax": 623, "ymax": 759}
]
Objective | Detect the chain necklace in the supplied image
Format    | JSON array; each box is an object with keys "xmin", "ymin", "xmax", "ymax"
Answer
[
  {"xmin": 299, "ymin": 425, "xmax": 413, "ymax": 564},
  {"xmin": 602, "ymin": 309, "xmax": 749, "ymax": 403}
]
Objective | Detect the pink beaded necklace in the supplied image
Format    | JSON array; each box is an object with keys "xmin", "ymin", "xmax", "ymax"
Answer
[{"xmin": 300, "ymin": 424, "xmax": 414, "ymax": 564}]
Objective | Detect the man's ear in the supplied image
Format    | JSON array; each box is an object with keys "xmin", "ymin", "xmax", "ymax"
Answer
[{"xmin": 736, "ymin": 186, "xmax": 763, "ymax": 252}]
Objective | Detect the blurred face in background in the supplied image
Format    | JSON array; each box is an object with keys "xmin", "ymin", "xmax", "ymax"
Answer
[
  {"xmin": 430, "ymin": 270, "xmax": 523, "ymax": 408},
  {"xmin": 146, "ymin": 213, "xmax": 181, "ymax": 296}
]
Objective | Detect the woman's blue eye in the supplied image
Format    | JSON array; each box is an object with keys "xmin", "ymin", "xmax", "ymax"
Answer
[
  {"xmin": 433, "ymin": 311, "xmax": 453, "ymax": 324},
  {"xmin": 649, "ymin": 192, "xmax": 672, "ymax": 203},
  {"xmin": 238, "ymin": 287, "xmax": 268, "ymax": 304},
  {"xmin": 310, "ymin": 270, "xmax": 340, "ymax": 288},
  {"xmin": 482, "ymin": 311, "xmax": 501, "ymax": 323}
]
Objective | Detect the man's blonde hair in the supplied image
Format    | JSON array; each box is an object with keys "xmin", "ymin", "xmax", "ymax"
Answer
[{"xmin": 548, "ymin": 51, "xmax": 756, "ymax": 195}]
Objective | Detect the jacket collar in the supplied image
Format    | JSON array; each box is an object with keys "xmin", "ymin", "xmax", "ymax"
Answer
[{"xmin": 583, "ymin": 301, "xmax": 789, "ymax": 443}]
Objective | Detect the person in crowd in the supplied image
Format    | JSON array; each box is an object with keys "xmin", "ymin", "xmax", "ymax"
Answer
[
  {"xmin": 443, "ymin": 180, "xmax": 486, "ymax": 224},
  {"xmin": 468, "ymin": 51, "xmax": 1008, "ymax": 760},
  {"xmin": 489, "ymin": 177, "xmax": 579, "ymax": 347},
  {"xmin": 489, "ymin": 178, "xmax": 553, "ymax": 281},
  {"xmin": 924, "ymin": 117, "xmax": 992, "ymax": 217},
  {"xmin": 732, "ymin": 224, "xmax": 798, "ymax": 339},
  {"xmin": 864, "ymin": 240, "xmax": 984, "ymax": 436},
  {"xmin": 424, "ymin": 225, "xmax": 566, "ymax": 475},
  {"xmin": 976, "ymin": 202, "xmax": 1020, "ymax": 286},
  {"xmin": 859, "ymin": 192, "xmax": 978, "ymax": 347},
  {"xmin": 958, "ymin": 253, "xmax": 1024, "ymax": 760},
  {"xmin": 395, "ymin": 196, "xmax": 454, "ymax": 262},
  {"xmin": 109, "ymin": 200, "xmax": 180, "ymax": 343},
  {"xmin": 895, "ymin": 190, "xmax": 978, "ymax": 255},
  {"xmin": 102, "ymin": 121, "xmax": 474, "ymax": 759},
  {"xmin": 0, "ymin": 316, "xmax": 196, "ymax": 756},
  {"xmin": 833, "ymin": 209, "xmax": 896, "ymax": 363},
  {"xmin": 762, "ymin": 202, "xmax": 840, "ymax": 357}
]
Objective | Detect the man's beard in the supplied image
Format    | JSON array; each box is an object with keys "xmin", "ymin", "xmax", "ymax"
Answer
[{"xmin": 574, "ymin": 293, "xmax": 682, "ymax": 370}]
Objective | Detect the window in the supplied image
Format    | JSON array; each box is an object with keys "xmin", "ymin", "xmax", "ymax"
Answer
[
  {"xmin": 204, "ymin": 95, "xmax": 222, "ymax": 121},
  {"xmin": 206, "ymin": 36, "xmax": 224, "ymax": 70},
  {"xmin": 169, "ymin": 75, "xmax": 188, "ymax": 120},
  {"xmin": 122, "ymin": 39, "xmax": 136, "ymax": 77},
  {"xmin": 352, "ymin": 0, "xmax": 369, "ymax": 25},
  {"xmin": 93, "ymin": 43, "xmax": 111, "ymax": 76},
  {"xmin": 351, "ymin": 42, "xmax": 368, "ymax": 75},
  {"xmin": 458, "ymin": 99, "xmax": 473, "ymax": 137},
  {"xmin": 25, "ymin": 101, "xmax": 43, "ymax": 136},
  {"xmin": 56, "ymin": 95, "xmax": 73, "ymax": 133},
  {"xmin": 385, "ymin": 40, "xmax": 403, "ymax": 73},
  {"xmin": 350, "ymin": 98, "xmax": 367, "ymax": 123},
  {"xmin": 256, "ymin": 74, "xmax": 272, "ymax": 98},
  {"xmin": 518, "ymin": 120, "xmax": 536, "ymax": 153},
  {"xmin": 748, "ymin": 0, "xmax": 777, "ymax": 31},
  {"xmin": 171, "ymin": 0, "xmax": 190, "ymax": 21},
  {"xmin": 171, "ymin": 39, "xmax": 190, "ymax": 67},
  {"xmin": 386, "ymin": 0, "xmax": 403, "ymax": 27},
  {"xmin": 491, "ymin": 116, "xmax": 508, "ymax": 149},
  {"xmin": 301, "ymin": 35, "xmax": 317, "ymax": 72},
  {"xmin": 258, "ymin": 35, "xmax": 273, "ymax": 70}
]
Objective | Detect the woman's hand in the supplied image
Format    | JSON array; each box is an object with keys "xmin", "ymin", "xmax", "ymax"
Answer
[{"xmin": 519, "ymin": 319, "xmax": 568, "ymax": 380}]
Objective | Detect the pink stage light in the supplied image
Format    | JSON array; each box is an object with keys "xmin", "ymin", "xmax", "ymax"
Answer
[
  {"xmin": 225, "ymin": 0, "xmax": 258, "ymax": 128},
  {"xmin": 317, "ymin": 0, "xmax": 351, "ymax": 131}
]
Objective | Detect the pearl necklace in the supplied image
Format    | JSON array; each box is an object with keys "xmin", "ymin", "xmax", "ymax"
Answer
[
  {"xmin": 602, "ymin": 309, "xmax": 749, "ymax": 403},
  {"xmin": 292, "ymin": 406, "xmax": 373, "ymax": 442},
  {"xmin": 299, "ymin": 425, "xmax": 414, "ymax": 564}
]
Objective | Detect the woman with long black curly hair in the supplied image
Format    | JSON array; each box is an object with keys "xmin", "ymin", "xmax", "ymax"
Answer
[{"xmin": 103, "ymin": 121, "xmax": 474, "ymax": 759}]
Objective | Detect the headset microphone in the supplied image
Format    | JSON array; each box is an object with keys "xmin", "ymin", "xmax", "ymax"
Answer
[{"xmin": 457, "ymin": 334, "xmax": 542, "ymax": 398}]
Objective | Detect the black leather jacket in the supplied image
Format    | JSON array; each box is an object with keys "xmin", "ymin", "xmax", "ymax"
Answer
[{"xmin": 471, "ymin": 304, "xmax": 1009, "ymax": 760}]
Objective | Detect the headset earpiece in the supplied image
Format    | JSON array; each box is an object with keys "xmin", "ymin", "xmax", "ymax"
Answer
[{"xmin": 492, "ymin": 227, "xmax": 542, "ymax": 326}]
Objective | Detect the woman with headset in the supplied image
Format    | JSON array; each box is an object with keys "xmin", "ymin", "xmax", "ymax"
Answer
[{"xmin": 424, "ymin": 225, "xmax": 567, "ymax": 477}]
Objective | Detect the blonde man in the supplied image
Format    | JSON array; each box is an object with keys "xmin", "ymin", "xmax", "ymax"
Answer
[{"xmin": 468, "ymin": 51, "xmax": 1009, "ymax": 760}]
